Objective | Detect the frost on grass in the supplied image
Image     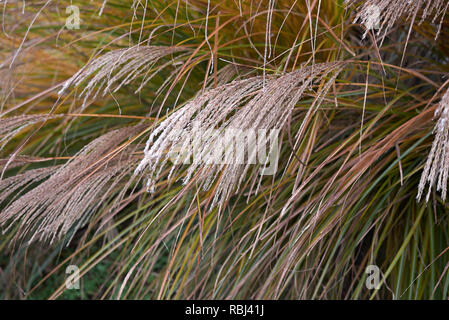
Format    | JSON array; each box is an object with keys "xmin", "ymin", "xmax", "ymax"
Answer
[
  {"xmin": 135, "ymin": 62, "xmax": 345, "ymax": 210},
  {"xmin": 58, "ymin": 45, "xmax": 190, "ymax": 110},
  {"xmin": 346, "ymin": 0, "xmax": 449, "ymax": 40},
  {"xmin": 418, "ymin": 88, "xmax": 449, "ymax": 202}
]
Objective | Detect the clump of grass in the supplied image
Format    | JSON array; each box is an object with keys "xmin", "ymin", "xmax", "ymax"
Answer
[
  {"xmin": 418, "ymin": 87, "xmax": 449, "ymax": 202},
  {"xmin": 1, "ymin": 0, "xmax": 449, "ymax": 300}
]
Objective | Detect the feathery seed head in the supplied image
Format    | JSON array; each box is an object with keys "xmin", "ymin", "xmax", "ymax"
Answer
[
  {"xmin": 418, "ymin": 88, "xmax": 449, "ymax": 202},
  {"xmin": 134, "ymin": 62, "xmax": 345, "ymax": 210},
  {"xmin": 346, "ymin": 0, "xmax": 449, "ymax": 40}
]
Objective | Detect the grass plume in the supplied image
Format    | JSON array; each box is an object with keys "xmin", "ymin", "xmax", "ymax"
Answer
[{"xmin": 1, "ymin": 0, "xmax": 449, "ymax": 300}]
